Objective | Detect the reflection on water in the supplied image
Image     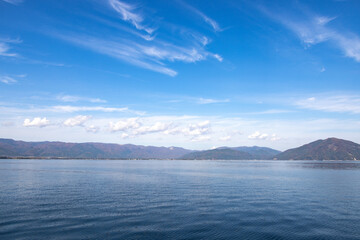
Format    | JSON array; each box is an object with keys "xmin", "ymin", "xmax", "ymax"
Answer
[
  {"xmin": 0, "ymin": 159, "xmax": 359, "ymax": 240},
  {"xmin": 295, "ymin": 161, "xmax": 360, "ymax": 170}
]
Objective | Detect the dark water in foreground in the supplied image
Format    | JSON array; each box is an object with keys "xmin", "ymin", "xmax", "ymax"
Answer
[{"xmin": 0, "ymin": 160, "xmax": 360, "ymax": 240}]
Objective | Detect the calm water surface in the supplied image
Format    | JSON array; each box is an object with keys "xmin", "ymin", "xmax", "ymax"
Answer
[{"xmin": 0, "ymin": 159, "xmax": 360, "ymax": 239}]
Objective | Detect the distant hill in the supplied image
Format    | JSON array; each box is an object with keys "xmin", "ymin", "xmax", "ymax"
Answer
[
  {"xmin": 180, "ymin": 148, "xmax": 254, "ymax": 160},
  {"xmin": 220, "ymin": 146, "xmax": 281, "ymax": 159},
  {"xmin": 275, "ymin": 138, "xmax": 360, "ymax": 160},
  {"xmin": 0, "ymin": 138, "xmax": 192, "ymax": 159}
]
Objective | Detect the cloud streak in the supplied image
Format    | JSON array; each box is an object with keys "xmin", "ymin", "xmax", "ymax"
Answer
[
  {"xmin": 180, "ymin": 1, "xmax": 221, "ymax": 32},
  {"xmin": 54, "ymin": 32, "xmax": 221, "ymax": 76},
  {"xmin": 258, "ymin": 4, "xmax": 360, "ymax": 62},
  {"xmin": 57, "ymin": 95, "xmax": 107, "ymax": 103},
  {"xmin": 296, "ymin": 95, "xmax": 360, "ymax": 114},
  {"xmin": 196, "ymin": 98, "xmax": 230, "ymax": 104},
  {"xmin": 52, "ymin": 105, "xmax": 129, "ymax": 113},
  {"xmin": 49, "ymin": 0, "xmax": 223, "ymax": 76},
  {"xmin": 0, "ymin": 75, "xmax": 17, "ymax": 84},
  {"xmin": 1, "ymin": 0, "xmax": 23, "ymax": 5},
  {"xmin": 0, "ymin": 38, "xmax": 20, "ymax": 57},
  {"xmin": 109, "ymin": 0, "xmax": 154, "ymax": 34}
]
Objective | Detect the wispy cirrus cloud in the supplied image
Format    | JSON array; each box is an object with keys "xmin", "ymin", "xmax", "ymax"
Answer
[
  {"xmin": 0, "ymin": 38, "xmax": 21, "ymax": 57},
  {"xmin": 49, "ymin": 0, "xmax": 222, "ymax": 76},
  {"xmin": 258, "ymin": 4, "xmax": 360, "ymax": 62},
  {"xmin": 0, "ymin": 103, "xmax": 143, "ymax": 116},
  {"xmin": 53, "ymin": 32, "xmax": 221, "ymax": 76},
  {"xmin": 57, "ymin": 94, "xmax": 106, "ymax": 103},
  {"xmin": 196, "ymin": 98, "xmax": 230, "ymax": 104},
  {"xmin": 54, "ymin": 33, "xmax": 178, "ymax": 76},
  {"xmin": 179, "ymin": 1, "xmax": 221, "ymax": 32},
  {"xmin": 168, "ymin": 96, "xmax": 229, "ymax": 105},
  {"xmin": 109, "ymin": 0, "xmax": 155, "ymax": 35},
  {"xmin": 0, "ymin": 75, "xmax": 17, "ymax": 84},
  {"xmin": 0, "ymin": 74, "xmax": 25, "ymax": 84},
  {"xmin": 1, "ymin": 0, "xmax": 23, "ymax": 5},
  {"xmin": 296, "ymin": 95, "xmax": 360, "ymax": 114},
  {"xmin": 52, "ymin": 105, "xmax": 129, "ymax": 113}
]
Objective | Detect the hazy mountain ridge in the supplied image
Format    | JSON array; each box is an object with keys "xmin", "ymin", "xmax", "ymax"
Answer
[
  {"xmin": 180, "ymin": 148, "xmax": 254, "ymax": 160},
  {"xmin": 275, "ymin": 138, "xmax": 360, "ymax": 160},
  {"xmin": 218, "ymin": 146, "xmax": 281, "ymax": 159},
  {"xmin": 0, "ymin": 139, "xmax": 192, "ymax": 159},
  {"xmin": 182, "ymin": 146, "xmax": 281, "ymax": 160},
  {"xmin": 1, "ymin": 138, "xmax": 360, "ymax": 160}
]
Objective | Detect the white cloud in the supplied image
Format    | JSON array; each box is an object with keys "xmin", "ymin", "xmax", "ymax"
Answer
[
  {"xmin": 109, "ymin": 118, "xmax": 141, "ymax": 132},
  {"xmin": 52, "ymin": 0, "xmax": 223, "ymax": 77},
  {"xmin": 63, "ymin": 115, "xmax": 91, "ymax": 127},
  {"xmin": 23, "ymin": 117, "xmax": 50, "ymax": 127},
  {"xmin": 0, "ymin": 75, "xmax": 17, "ymax": 84},
  {"xmin": 213, "ymin": 54, "xmax": 223, "ymax": 62},
  {"xmin": 182, "ymin": 120, "xmax": 211, "ymax": 137},
  {"xmin": 315, "ymin": 16, "xmax": 336, "ymax": 26},
  {"xmin": 247, "ymin": 109, "xmax": 295, "ymax": 115},
  {"xmin": 320, "ymin": 67, "xmax": 326, "ymax": 72},
  {"xmin": 0, "ymin": 42, "xmax": 17, "ymax": 57},
  {"xmin": 109, "ymin": 0, "xmax": 154, "ymax": 34},
  {"xmin": 196, "ymin": 98, "xmax": 230, "ymax": 104},
  {"xmin": 180, "ymin": 1, "xmax": 221, "ymax": 32},
  {"xmin": 0, "ymin": 74, "xmax": 25, "ymax": 84},
  {"xmin": 1, "ymin": 0, "xmax": 23, "ymax": 5},
  {"xmin": 5, "ymin": 114, "xmax": 360, "ymax": 150},
  {"xmin": 248, "ymin": 131, "xmax": 269, "ymax": 140},
  {"xmin": 86, "ymin": 125, "xmax": 100, "ymax": 133},
  {"xmin": 0, "ymin": 38, "xmax": 21, "ymax": 57},
  {"xmin": 54, "ymin": 33, "xmax": 223, "ymax": 77},
  {"xmin": 133, "ymin": 122, "xmax": 172, "ymax": 135},
  {"xmin": 296, "ymin": 95, "xmax": 360, "ymax": 114},
  {"xmin": 121, "ymin": 133, "xmax": 129, "ymax": 139},
  {"xmin": 248, "ymin": 131, "xmax": 280, "ymax": 141},
  {"xmin": 54, "ymin": 33, "xmax": 178, "ymax": 76},
  {"xmin": 259, "ymin": 4, "xmax": 360, "ymax": 62},
  {"xmin": 270, "ymin": 134, "xmax": 281, "ymax": 141},
  {"xmin": 57, "ymin": 95, "xmax": 106, "ymax": 103},
  {"xmin": 107, "ymin": 117, "xmax": 211, "ymax": 141},
  {"xmin": 52, "ymin": 105, "xmax": 128, "ymax": 113}
]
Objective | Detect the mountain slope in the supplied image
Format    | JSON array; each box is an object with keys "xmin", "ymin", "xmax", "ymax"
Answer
[
  {"xmin": 180, "ymin": 148, "xmax": 254, "ymax": 160},
  {"xmin": 0, "ymin": 138, "xmax": 192, "ymax": 159},
  {"xmin": 275, "ymin": 138, "xmax": 360, "ymax": 160},
  {"xmin": 231, "ymin": 146, "xmax": 280, "ymax": 159}
]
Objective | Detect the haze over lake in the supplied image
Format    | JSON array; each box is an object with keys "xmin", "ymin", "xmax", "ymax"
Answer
[{"xmin": 1, "ymin": 159, "xmax": 359, "ymax": 239}]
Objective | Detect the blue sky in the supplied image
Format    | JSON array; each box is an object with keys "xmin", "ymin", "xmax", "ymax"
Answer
[{"xmin": 1, "ymin": 0, "xmax": 360, "ymax": 150}]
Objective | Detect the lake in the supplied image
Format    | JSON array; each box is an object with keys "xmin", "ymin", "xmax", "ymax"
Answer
[{"xmin": 0, "ymin": 159, "xmax": 359, "ymax": 239}]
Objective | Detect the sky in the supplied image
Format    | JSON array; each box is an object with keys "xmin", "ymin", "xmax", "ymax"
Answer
[{"xmin": 1, "ymin": 0, "xmax": 360, "ymax": 150}]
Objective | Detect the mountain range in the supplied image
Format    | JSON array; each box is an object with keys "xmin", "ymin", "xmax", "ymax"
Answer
[
  {"xmin": 0, "ymin": 137, "xmax": 360, "ymax": 160},
  {"xmin": 0, "ymin": 138, "xmax": 191, "ymax": 159},
  {"xmin": 181, "ymin": 147, "xmax": 280, "ymax": 160},
  {"xmin": 276, "ymin": 138, "xmax": 360, "ymax": 160}
]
